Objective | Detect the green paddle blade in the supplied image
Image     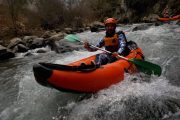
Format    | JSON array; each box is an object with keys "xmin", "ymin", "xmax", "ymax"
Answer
[
  {"xmin": 64, "ymin": 34, "xmax": 80, "ymax": 42},
  {"xmin": 128, "ymin": 59, "xmax": 162, "ymax": 76}
]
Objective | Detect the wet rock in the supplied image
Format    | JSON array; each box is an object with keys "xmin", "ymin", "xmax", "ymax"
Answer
[
  {"xmin": 49, "ymin": 32, "xmax": 64, "ymax": 41},
  {"xmin": 28, "ymin": 38, "xmax": 45, "ymax": 49},
  {"xmin": 23, "ymin": 36, "xmax": 56, "ymax": 50},
  {"xmin": 36, "ymin": 49, "xmax": 47, "ymax": 53},
  {"xmin": 7, "ymin": 38, "xmax": 25, "ymax": 49},
  {"xmin": 0, "ymin": 45, "xmax": 7, "ymax": 53},
  {"xmin": 45, "ymin": 38, "xmax": 61, "ymax": 53},
  {"xmin": 64, "ymin": 28, "xmax": 73, "ymax": 34},
  {"xmin": 90, "ymin": 21, "xmax": 105, "ymax": 32},
  {"xmin": 85, "ymin": 26, "xmax": 90, "ymax": 31},
  {"xmin": 41, "ymin": 31, "xmax": 57, "ymax": 38},
  {"xmin": 24, "ymin": 52, "xmax": 33, "ymax": 57},
  {"xmin": 15, "ymin": 44, "xmax": 29, "ymax": 53},
  {"xmin": 76, "ymin": 28, "xmax": 85, "ymax": 33},
  {"xmin": 51, "ymin": 39, "xmax": 83, "ymax": 53},
  {"xmin": 142, "ymin": 14, "xmax": 159, "ymax": 23},
  {"xmin": 0, "ymin": 45, "xmax": 15, "ymax": 60},
  {"xmin": 132, "ymin": 23, "xmax": 154, "ymax": 31},
  {"xmin": 154, "ymin": 22, "xmax": 162, "ymax": 26},
  {"xmin": 41, "ymin": 31, "xmax": 52, "ymax": 38},
  {"xmin": 90, "ymin": 26, "xmax": 98, "ymax": 32},
  {"xmin": 44, "ymin": 32, "xmax": 67, "ymax": 53},
  {"xmin": 23, "ymin": 36, "xmax": 38, "ymax": 46},
  {"xmin": 54, "ymin": 28, "xmax": 62, "ymax": 33}
]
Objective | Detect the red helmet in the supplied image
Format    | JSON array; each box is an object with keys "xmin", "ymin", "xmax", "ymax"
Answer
[{"xmin": 104, "ymin": 18, "xmax": 117, "ymax": 25}]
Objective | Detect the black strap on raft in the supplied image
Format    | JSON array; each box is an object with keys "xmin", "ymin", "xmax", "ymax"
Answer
[{"xmin": 39, "ymin": 63, "xmax": 98, "ymax": 72}]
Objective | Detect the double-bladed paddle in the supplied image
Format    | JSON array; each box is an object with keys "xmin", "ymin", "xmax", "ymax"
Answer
[{"xmin": 64, "ymin": 34, "xmax": 162, "ymax": 76}]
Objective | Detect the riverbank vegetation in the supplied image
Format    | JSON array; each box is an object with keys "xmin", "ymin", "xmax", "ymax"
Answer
[{"xmin": 0, "ymin": 0, "xmax": 180, "ymax": 45}]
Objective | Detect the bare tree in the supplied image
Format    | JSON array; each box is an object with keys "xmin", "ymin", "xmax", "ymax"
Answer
[
  {"xmin": 35, "ymin": 0, "xmax": 65, "ymax": 29},
  {"xmin": 4, "ymin": 0, "xmax": 28, "ymax": 35}
]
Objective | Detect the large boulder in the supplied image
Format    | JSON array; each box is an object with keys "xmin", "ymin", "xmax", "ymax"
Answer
[
  {"xmin": 47, "ymin": 39, "xmax": 83, "ymax": 53},
  {"xmin": 142, "ymin": 14, "xmax": 160, "ymax": 23},
  {"xmin": 0, "ymin": 45, "xmax": 15, "ymax": 60},
  {"xmin": 64, "ymin": 28, "xmax": 74, "ymax": 34},
  {"xmin": 28, "ymin": 38, "xmax": 45, "ymax": 49},
  {"xmin": 23, "ymin": 36, "xmax": 38, "ymax": 46},
  {"xmin": 23, "ymin": 36, "xmax": 47, "ymax": 49},
  {"xmin": 44, "ymin": 39, "xmax": 59, "ymax": 53},
  {"xmin": 44, "ymin": 32, "xmax": 65, "ymax": 53},
  {"xmin": 132, "ymin": 23, "xmax": 154, "ymax": 31},
  {"xmin": 41, "ymin": 31, "xmax": 57, "ymax": 38},
  {"xmin": 7, "ymin": 37, "xmax": 29, "ymax": 53},
  {"xmin": 90, "ymin": 21, "xmax": 105, "ymax": 32},
  {"xmin": 48, "ymin": 32, "xmax": 65, "ymax": 41},
  {"xmin": 7, "ymin": 38, "xmax": 25, "ymax": 49},
  {"xmin": 36, "ymin": 49, "xmax": 47, "ymax": 53},
  {"xmin": 13, "ymin": 44, "xmax": 29, "ymax": 53}
]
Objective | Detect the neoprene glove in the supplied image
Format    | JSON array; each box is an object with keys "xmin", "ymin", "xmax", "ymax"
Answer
[
  {"xmin": 111, "ymin": 52, "xmax": 119, "ymax": 59},
  {"xmin": 84, "ymin": 41, "xmax": 91, "ymax": 49}
]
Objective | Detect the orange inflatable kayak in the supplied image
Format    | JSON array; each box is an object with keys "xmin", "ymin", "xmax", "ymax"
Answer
[
  {"xmin": 158, "ymin": 14, "xmax": 180, "ymax": 22},
  {"xmin": 33, "ymin": 48, "xmax": 144, "ymax": 93}
]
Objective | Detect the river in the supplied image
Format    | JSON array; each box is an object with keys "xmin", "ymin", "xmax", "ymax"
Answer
[{"xmin": 0, "ymin": 23, "xmax": 180, "ymax": 120}]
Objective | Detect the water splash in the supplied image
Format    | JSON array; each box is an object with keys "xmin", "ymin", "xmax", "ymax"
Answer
[
  {"xmin": 65, "ymin": 75, "xmax": 180, "ymax": 120},
  {"xmin": 1, "ymin": 23, "xmax": 180, "ymax": 120}
]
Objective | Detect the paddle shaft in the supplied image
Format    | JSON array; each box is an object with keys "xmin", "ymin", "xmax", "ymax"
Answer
[{"xmin": 76, "ymin": 39, "xmax": 129, "ymax": 61}]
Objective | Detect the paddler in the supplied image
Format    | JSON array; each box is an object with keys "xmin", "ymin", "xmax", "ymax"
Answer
[{"xmin": 82, "ymin": 17, "xmax": 132, "ymax": 67}]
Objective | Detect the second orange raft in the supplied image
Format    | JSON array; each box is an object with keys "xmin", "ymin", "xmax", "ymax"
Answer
[{"xmin": 158, "ymin": 14, "xmax": 180, "ymax": 22}]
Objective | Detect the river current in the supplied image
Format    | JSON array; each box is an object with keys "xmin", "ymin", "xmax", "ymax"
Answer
[{"xmin": 0, "ymin": 23, "xmax": 180, "ymax": 120}]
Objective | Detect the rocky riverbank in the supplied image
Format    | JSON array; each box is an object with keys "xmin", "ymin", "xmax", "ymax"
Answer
[
  {"xmin": 0, "ymin": 22, "xmax": 167, "ymax": 60},
  {"xmin": 0, "ymin": 0, "xmax": 180, "ymax": 60},
  {"xmin": 0, "ymin": 28, "xmax": 86, "ymax": 60}
]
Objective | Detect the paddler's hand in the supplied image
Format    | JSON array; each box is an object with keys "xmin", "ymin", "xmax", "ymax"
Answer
[
  {"xmin": 84, "ymin": 41, "xmax": 91, "ymax": 49},
  {"xmin": 111, "ymin": 52, "xmax": 119, "ymax": 59}
]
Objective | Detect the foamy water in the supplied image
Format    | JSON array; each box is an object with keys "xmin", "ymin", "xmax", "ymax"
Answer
[{"xmin": 0, "ymin": 23, "xmax": 180, "ymax": 120}]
